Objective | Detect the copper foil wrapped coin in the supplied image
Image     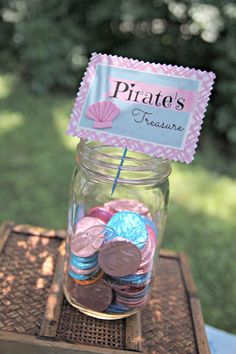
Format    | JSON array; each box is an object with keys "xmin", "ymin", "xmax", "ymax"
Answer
[
  {"xmin": 71, "ymin": 217, "xmax": 105, "ymax": 257},
  {"xmin": 98, "ymin": 239, "xmax": 141, "ymax": 277},
  {"xmin": 72, "ymin": 279, "xmax": 112, "ymax": 312},
  {"xmin": 105, "ymin": 199, "xmax": 149, "ymax": 216}
]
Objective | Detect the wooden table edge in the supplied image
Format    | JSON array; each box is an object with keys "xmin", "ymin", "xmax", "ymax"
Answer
[
  {"xmin": 0, "ymin": 221, "xmax": 15, "ymax": 254},
  {"xmin": 178, "ymin": 252, "xmax": 210, "ymax": 354},
  {"xmin": 0, "ymin": 330, "xmax": 133, "ymax": 354}
]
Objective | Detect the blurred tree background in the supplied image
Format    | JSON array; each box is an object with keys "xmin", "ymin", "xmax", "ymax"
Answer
[
  {"xmin": 0, "ymin": 0, "xmax": 236, "ymax": 333},
  {"xmin": 1, "ymin": 0, "xmax": 236, "ymax": 153}
]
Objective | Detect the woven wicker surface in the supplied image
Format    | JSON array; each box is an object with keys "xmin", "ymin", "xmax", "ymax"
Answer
[
  {"xmin": 57, "ymin": 298, "xmax": 125, "ymax": 349},
  {"xmin": 56, "ymin": 257, "xmax": 198, "ymax": 354},
  {"xmin": 0, "ymin": 226, "xmax": 199, "ymax": 353},
  {"xmin": 141, "ymin": 257, "xmax": 198, "ymax": 354},
  {"xmin": 0, "ymin": 231, "xmax": 60, "ymax": 334}
]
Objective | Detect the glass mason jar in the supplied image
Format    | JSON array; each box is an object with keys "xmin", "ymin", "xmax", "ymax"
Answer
[{"xmin": 63, "ymin": 139, "xmax": 171, "ymax": 320}]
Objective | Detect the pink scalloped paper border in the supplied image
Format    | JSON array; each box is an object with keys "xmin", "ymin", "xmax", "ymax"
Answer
[{"xmin": 67, "ymin": 52, "xmax": 215, "ymax": 163}]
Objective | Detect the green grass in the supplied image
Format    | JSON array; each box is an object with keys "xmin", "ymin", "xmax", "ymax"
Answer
[{"xmin": 0, "ymin": 74, "xmax": 236, "ymax": 333}]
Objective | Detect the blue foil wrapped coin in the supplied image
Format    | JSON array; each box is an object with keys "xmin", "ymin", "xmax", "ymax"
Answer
[
  {"xmin": 70, "ymin": 253, "xmax": 98, "ymax": 270},
  {"xmin": 71, "ymin": 252, "xmax": 98, "ymax": 263},
  {"xmin": 114, "ymin": 272, "xmax": 152, "ymax": 286},
  {"xmin": 106, "ymin": 303, "xmax": 130, "ymax": 313},
  {"xmin": 106, "ymin": 211, "xmax": 148, "ymax": 249},
  {"xmin": 69, "ymin": 267, "xmax": 99, "ymax": 281}
]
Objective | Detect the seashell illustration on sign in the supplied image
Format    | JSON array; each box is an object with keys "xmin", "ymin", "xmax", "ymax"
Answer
[{"xmin": 86, "ymin": 101, "xmax": 120, "ymax": 129}]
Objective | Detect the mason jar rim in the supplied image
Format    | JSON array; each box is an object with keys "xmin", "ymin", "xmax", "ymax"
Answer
[{"xmin": 76, "ymin": 139, "xmax": 172, "ymax": 183}]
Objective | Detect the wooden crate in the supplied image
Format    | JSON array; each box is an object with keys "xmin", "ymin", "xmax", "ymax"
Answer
[{"xmin": 0, "ymin": 222, "xmax": 210, "ymax": 354}]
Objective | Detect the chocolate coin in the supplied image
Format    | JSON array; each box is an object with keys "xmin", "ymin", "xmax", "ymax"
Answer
[
  {"xmin": 69, "ymin": 267, "xmax": 100, "ymax": 281},
  {"xmin": 114, "ymin": 272, "xmax": 152, "ymax": 287},
  {"xmin": 139, "ymin": 229, "xmax": 156, "ymax": 268},
  {"xmin": 73, "ymin": 270, "xmax": 104, "ymax": 285},
  {"xmin": 71, "ymin": 217, "xmax": 105, "ymax": 257},
  {"xmin": 70, "ymin": 252, "xmax": 98, "ymax": 263},
  {"xmin": 106, "ymin": 211, "xmax": 148, "ymax": 248},
  {"xmin": 140, "ymin": 235, "xmax": 152, "ymax": 261},
  {"xmin": 72, "ymin": 279, "xmax": 113, "ymax": 312},
  {"xmin": 87, "ymin": 206, "xmax": 114, "ymax": 223},
  {"xmin": 70, "ymin": 254, "xmax": 98, "ymax": 270},
  {"xmin": 116, "ymin": 286, "xmax": 149, "ymax": 299},
  {"xmin": 116, "ymin": 294, "xmax": 149, "ymax": 308},
  {"xmin": 103, "ymin": 275, "xmax": 131, "ymax": 290},
  {"xmin": 106, "ymin": 302, "xmax": 129, "ymax": 313},
  {"xmin": 69, "ymin": 263, "xmax": 99, "ymax": 275},
  {"xmin": 136, "ymin": 261, "xmax": 153, "ymax": 274},
  {"xmin": 115, "ymin": 284, "xmax": 149, "ymax": 297},
  {"xmin": 105, "ymin": 199, "xmax": 149, "ymax": 215},
  {"xmin": 142, "ymin": 216, "xmax": 158, "ymax": 244},
  {"xmin": 98, "ymin": 240, "xmax": 142, "ymax": 277}
]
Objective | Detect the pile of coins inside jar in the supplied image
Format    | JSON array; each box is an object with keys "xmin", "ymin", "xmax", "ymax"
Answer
[{"xmin": 66, "ymin": 199, "xmax": 158, "ymax": 314}]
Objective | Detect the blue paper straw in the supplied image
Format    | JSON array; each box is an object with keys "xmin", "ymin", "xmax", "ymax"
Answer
[{"xmin": 111, "ymin": 147, "xmax": 128, "ymax": 195}]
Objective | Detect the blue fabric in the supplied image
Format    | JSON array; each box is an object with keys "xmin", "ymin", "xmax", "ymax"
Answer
[{"xmin": 205, "ymin": 325, "xmax": 236, "ymax": 354}]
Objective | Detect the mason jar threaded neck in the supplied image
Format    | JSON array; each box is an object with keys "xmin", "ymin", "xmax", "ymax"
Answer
[{"xmin": 76, "ymin": 139, "xmax": 171, "ymax": 185}]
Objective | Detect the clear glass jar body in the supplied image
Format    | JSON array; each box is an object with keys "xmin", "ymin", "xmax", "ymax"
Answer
[{"xmin": 64, "ymin": 139, "xmax": 171, "ymax": 320}]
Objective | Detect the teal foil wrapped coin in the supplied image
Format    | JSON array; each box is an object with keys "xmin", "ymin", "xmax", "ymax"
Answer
[
  {"xmin": 71, "ymin": 252, "xmax": 98, "ymax": 263},
  {"xmin": 113, "ymin": 272, "xmax": 152, "ymax": 285},
  {"xmin": 106, "ymin": 303, "xmax": 130, "ymax": 313},
  {"xmin": 69, "ymin": 268, "xmax": 99, "ymax": 281},
  {"xmin": 106, "ymin": 211, "xmax": 148, "ymax": 249},
  {"xmin": 70, "ymin": 253, "xmax": 98, "ymax": 270}
]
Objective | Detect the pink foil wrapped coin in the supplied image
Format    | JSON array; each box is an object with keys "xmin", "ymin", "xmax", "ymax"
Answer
[
  {"xmin": 104, "ymin": 199, "xmax": 149, "ymax": 216},
  {"xmin": 138, "ymin": 224, "xmax": 157, "ymax": 269},
  {"xmin": 71, "ymin": 217, "xmax": 105, "ymax": 257},
  {"xmin": 87, "ymin": 206, "xmax": 114, "ymax": 223},
  {"xmin": 146, "ymin": 224, "xmax": 157, "ymax": 247},
  {"xmin": 140, "ymin": 234, "xmax": 152, "ymax": 260}
]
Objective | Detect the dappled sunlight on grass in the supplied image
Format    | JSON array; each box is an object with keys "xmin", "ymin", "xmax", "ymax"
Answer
[
  {"xmin": 53, "ymin": 105, "xmax": 78, "ymax": 151},
  {"xmin": 0, "ymin": 74, "xmax": 74, "ymax": 229},
  {"xmin": 0, "ymin": 110, "xmax": 24, "ymax": 135},
  {"xmin": 170, "ymin": 163, "xmax": 236, "ymax": 225},
  {"xmin": 165, "ymin": 164, "xmax": 236, "ymax": 332},
  {"xmin": 0, "ymin": 74, "xmax": 16, "ymax": 99}
]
